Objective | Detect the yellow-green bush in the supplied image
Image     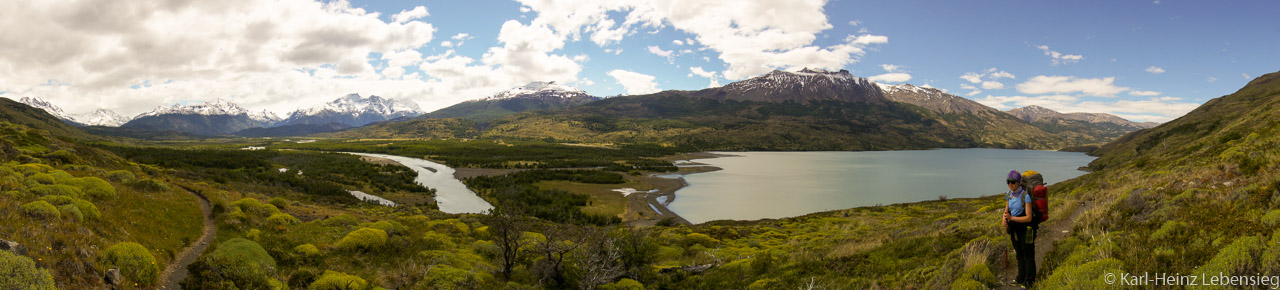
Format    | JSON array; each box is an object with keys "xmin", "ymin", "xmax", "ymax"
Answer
[
  {"xmin": 960, "ymin": 263, "xmax": 997, "ymax": 287},
  {"xmin": 362, "ymin": 220, "xmax": 407, "ymax": 236},
  {"xmin": 949, "ymin": 277, "xmax": 986, "ymax": 290},
  {"xmin": 321, "ymin": 214, "xmax": 360, "ymax": 227},
  {"xmin": 39, "ymin": 195, "xmax": 100, "ymax": 220},
  {"xmin": 268, "ymin": 197, "xmax": 288, "ymax": 210},
  {"xmin": 21, "ymin": 200, "xmax": 60, "ymax": 219},
  {"xmin": 335, "ymin": 228, "xmax": 388, "ymax": 252},
  {"xmin": 232, "ymin": 198, "xmax": 282, "ymax": 217},
  {"xmin": 1192, "ymin": 236, "xmax": 1264, "ymax": 284},
  {"xmin": 422, "ymin": 231, "xmax": 455, "ymax": 250},
  {"xmin": 105, "ymin": 170, "xmax": 135, "ymax": 183},
  {"xmin": 415, "ymin": 264, "xmax": 487, "ymax": 289},
  {"xmin": 104, "ymin": 242, "xmax": 160, "ymax": 286},
  {"xmin": 599, "ymin": 278, "xmax": 644, "ymax": 290},
  {"xmin": 308, "ymin": 270, "xmax": 369, "ymax": 290},
  {"xmin": 747, "ymin": 278, "xmax": 782, "ymax": 290},
  {"xmin": 684, "ymin": 233, "xmax": 719, "ymax": 247},
  {"xmin": 59, "ymin": 204, "xmax": 84, "ymax": 221},
  {"xmin": 1039, "ymin": 258, "xmax": 1123, "ymax": 288},
  {"xmin": 0, "ymin": 250, "xmax": 55, "ymax": 289},
  {"xmin": 1262, "ymin": 210, "xmax": 1280, "ymax": 227},
  {"xmin": 211, "ymin": 238, "xmax": 276, "ymax": 270},
  {"xmin": 428, "ymin": 219, "xmax": 470, "ymax": 235},
  {"xmin": 294, "ymin": 244, "xmax": 320, "ymax": 257},
  {"xmin": 129, "ymin": 178, "xmax": 170, "ymax": 192},
  {"xmin": 265, "ymin": 213, "xmax": 301, "ymax": 231},
  {"xmin": 13, "ymin": 163, "xmax": 53, "ymax": 176},
  {"xmin": 74, "ymin": 177, "xmax": 116, "ymax": 200},
  {"xmin": 29, "ymin": 184, "xmax": 83, "ymax": 198}
]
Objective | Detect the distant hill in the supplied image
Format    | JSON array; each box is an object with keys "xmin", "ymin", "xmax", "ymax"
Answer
[
  {"xmin": 420, "ymin": 81, "xmax": 600, "ymax": 122},
  {"xmin": 0, "ymin": 97, "xmax": 86, "ymax": 138},
  {"xmin": 276, "ymin": 94, "xmax": 422, "ymax": 128},
  {"xmin": 1007, "ymin": 105, "xmax": 1159, "ymax": 146}
]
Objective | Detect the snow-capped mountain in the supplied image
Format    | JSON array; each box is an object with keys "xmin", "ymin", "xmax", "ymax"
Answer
[
  {"xmin": 123, "ymin": 99, "xmax": 280, "ymax": 136},
  {"xmin": 75, "ymin": 109, "xmax": 130, "ymax": 127},
  {"xmin": 876, "ymin": 83, "xmax": 995, "ymax": 114},
  {"xmin": 277, "ymin": 94, "xmax": 423, "ymax": 127},
  {"xmin": 1008, "ymin": 105, "xmax": 1158, "ymax": 130},
  {"xmin": 17, "ymin": 97, "xmax": 79, "ymax": 124},
  {"xmin": 694, "ymin": 68, "xmax": 888, "ymax": 104},
  {"xmin": 422, "ymin": 81, "xmax": 600, "ymax": 121},
  {"xmin": 135, "ymin": 98, "xmax": 281, "ymax": 124}
]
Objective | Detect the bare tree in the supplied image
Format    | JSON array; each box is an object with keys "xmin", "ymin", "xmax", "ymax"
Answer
[
  {"xmin": 532, "ymin": 224, "xmax": 581, "ymax": 287},
  {"xmin": 573, "ymin": 226, "xmax": 624, "ymax": 290},
  {"xmin": 616, "ymin": 227, "xmax": 657, "ymax": 282},
  {"xmin": 485, "ymin": 207, "xmax": 530, "ymax": 281}
]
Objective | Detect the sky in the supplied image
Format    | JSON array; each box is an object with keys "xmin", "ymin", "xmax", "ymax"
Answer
[{"xmin": 1, "ymin": 0, "xmax": 1277, "ymax": 122}]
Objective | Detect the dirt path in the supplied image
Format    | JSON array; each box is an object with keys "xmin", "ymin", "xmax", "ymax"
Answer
[
  {"xmin": 159, "ymin": 187, "xmax": 216, "ymax": 289},
  {"xmin": 997, "ymin": 199, "xmax": 1093, "ymax": 289}
]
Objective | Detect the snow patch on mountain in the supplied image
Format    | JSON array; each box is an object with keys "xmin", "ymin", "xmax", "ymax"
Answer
[
  {"xmin": 75, "ymin": 109, "xmax": 130, "ymax": 127},
  {"xmin": 482, "ymin": 81, "xmax": 588, "ymax": 101},
  {"xmin": 17, "ymin": 97, "xmax": 77, "ymax": 122},
  {"xmin": 137, "ymin": 98, "xmax": 281, "ymax": 123},
  {"xmin": 294, "ymin": 94, "xmax": 422, "ymax": 118}
]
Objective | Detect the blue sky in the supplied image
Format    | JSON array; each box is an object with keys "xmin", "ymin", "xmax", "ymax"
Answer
[{"xmin": 1, "ymin": 0, "xmax": 1277, "ymax": 122}]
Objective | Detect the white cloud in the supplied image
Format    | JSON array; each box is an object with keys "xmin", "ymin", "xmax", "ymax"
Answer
[
  {"xmin": 960, "ymin": 68, "xmax": 1014, "ymax": 92},
  {"xmin": 848, "ymin": 20, "xmax": 861, "ymax": 26},
  {"xmin": 980, "ymin": 81, "xmax": 1004, "ymax": 90},
  {"xmin": 607, "ymin": 69, "xmax": 660, "ymax": 95},
  {"xmin": 449, "ymin": 33, "xmax": 474, "ymax": 47},
  {"xmin": 0, "ymin": 0, "xmax": 441, "ymax": 116},
  {"xmin": 1129, "ymin": 90, "xmax": 1160, "ymax": 96},
  {"xmin": 868, "ymin": 73, "xmax": 911, "ymax": 83},
  {"xmin": 1208, "ymin": 76, "xmax": 1217, "ymax": 82},
  {"xmin": 966, "ymin": 90, "xmax": 982, "ymax": 96},
  {"xmin": 673, "ymin": 39, "xmax": 684, "ymax": 45},
  {"xmin": 959, "ymin": 84, "xmax": 978, "ymax": 90},
  {"xmin": 1145, "ymin": 66, "xmax": 1166, "ymax": 74},
  {"xmin": 1243, "ymin": 73, "xmax": 1252, "ymax": 79},
  {"xmin": 688, "ymin": 67, "xmax": 720, "ymax": 88},
  {"xmin": 1015, "ymin": 75, "xmax": 1129, "ymax": 97},
  {"xmin": 1036, "ymin": 45, "xmax": 1083, "ymax": 65},
  {"xmin": 648, "ymin": 46, "xmax": 674, "ymax": 58},
  {"xmin": 880, "ymin": 64, "xmax": 901, "ymax": 73},
  {"xmin": 960, "ymin": 73, "xmax": 983, "ymax": 84},
  {"xmin": 517, "ymin": 0, "xmax": 889, "ymax": 80},
  {"xmin": 440, "ymin": 41, "xmax": 454, "ymax": 47},
  {"xmin": 392, "ymin": 6, "xmax": 429, "ymax": 24}
]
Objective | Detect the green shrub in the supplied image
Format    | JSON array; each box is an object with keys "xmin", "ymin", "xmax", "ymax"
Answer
[
  {"xmin": 1262, "ymin": 210, "xmax": 1280, "ymax": 227},
  {"xmin": 269, "ymin": 197, "xmax": 289, "ymax": 210},
  {"xmin": 29, "ymin": 184, "xmax": 83, "ymax": 198},
  {"xmin": 428, "ymin": 219, "xmax": 470, "ymax": 235},
  {"xmin": 266, "ymin": 213, "xmax": 301, "ymax": 231},
  {"xmin": 38, "ymin": 195, "xmax": 76, "ymax": 205},
  {"xmin": 321, "ymin": 214, "xmax": 360, "ymax": 227},
  {"xmin": 211, "ymin": 238, "xmax": 277, "ymax": 270},
  {"xmin": 21, "ymin": 201, "xmax": 60, "ymax": 219},
  {"xmin": 1193, "ymin": 236, "xmax": 1264, "ymax": 284},
  {"xmin": 335, "ymin": 228, "xmax": 388, "ymax": 252},
  {"xmin": 0, "ymin": 250, "xmax": 56, "ymax": 289},
  {"xmin": 76, "ymin": 177, "xmax": 116, "ymax": 200},
  {"xmin": 182, "ymin": 256, "xmax": 275, "ymax": 290},
  {"xmin": 104, "ymin": 242, "xmax": 160, "ymax": 286},
  {"xmin": 747, "ymin": 278, "xmax": 783, "ymax": 290},
  {"xmin": 684, "ymin": 233, "xmax": 718, "ymax": 247},
  {"xmin": 961, "ymin": 263, "xmax": 997, "ymax": 287},
  {"xmin": 949, "ymin": 277, "xmax": 986, "ymax": 290},
  {"xmin": 294, "ymin": 244, "xmax": 320, "ymax": 257},
  {"xmin": 1039, "ymin": 258, "xmax": 1123, "ymax": 289},
  {"xmin": 1263, "ymin": 230, "xmax": 1280, "ymax": 276},
  {"xmin": 130, "ymin": 178, "xmax": 170, "ymax": 192},
  {"xmin": 233, "ymin": 198, "xmax": 282, "ymax": 217},
  {"xmin": 1150, "ymin": 220, "xmax": 1189, "ymax": 242},
  {"xmin": 415, "ymin": 265, "xmax": 485, "ymax": 289},
  {"xmin": 59, "ymin": 204, "xmax": 84, "ymax": 221},
  {"xmin": 105, "ymin": 170, "xmax": 136, "ymax": 183},
  {"xmin": 37, "ymin": 195, "xmax": 100, "ymax": 220},
  {"xmin": 27, "ymin": 173, "xmax": 54, "ymax": 185},
  {"xmin": 308, "ymin": 270, "xmax": 369, "ymax": 290},
  {"xmin": 422, "ymin": 231, "xmax": 455, "ymax": 250},
  {"xmin": 362, "ymin": 220, "xmax": 407, "ymax": 236},
  {"xmin": 13, "ymin": 163, "xmax": 54, "ymax": 175},
  {"xmin": 599, "ymin": 278, "xmax": 644, "ymax": 290}
]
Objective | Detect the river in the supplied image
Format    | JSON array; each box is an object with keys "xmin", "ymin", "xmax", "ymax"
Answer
[
  {"xmin": 667, "ymin": 149, "xmax": 1095, "ymax": 223},
  {"xmin": 346, "ymin": 152, "xmax": 494, "ymax": 214}
]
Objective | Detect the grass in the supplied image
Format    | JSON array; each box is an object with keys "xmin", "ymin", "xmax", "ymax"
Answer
[{"xmin": 532, "ymin": 179, "xmax": 652, "ymax": 218}]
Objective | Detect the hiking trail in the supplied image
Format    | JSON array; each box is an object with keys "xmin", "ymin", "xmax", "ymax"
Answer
[{"xmin": 158, "ymin": 186, "xmax": 216, "ymax": 289}]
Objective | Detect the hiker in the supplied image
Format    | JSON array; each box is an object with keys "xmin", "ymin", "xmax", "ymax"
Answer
[{"xmin": 1002, "ymin": 170, "xmax": 1035, "ymax": 288}]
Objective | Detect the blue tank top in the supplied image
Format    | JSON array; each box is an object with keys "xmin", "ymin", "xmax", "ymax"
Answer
[{"xmin": 1007, "ymin": 188, "xmax": 1030, "ymax": 217}]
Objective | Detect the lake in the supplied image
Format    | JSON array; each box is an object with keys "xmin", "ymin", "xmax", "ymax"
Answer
[
  {"xmin": 346, "ymin": 153, "xmax": 494, "ymax": 214},
  {"xmin": 667, "ymin": 149, "xmax": 1095, "ymax": 223}
]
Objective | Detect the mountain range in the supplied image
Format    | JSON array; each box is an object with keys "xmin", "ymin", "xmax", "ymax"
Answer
[
  {"xmin": 342, "ymin": 69, "xmax": 1153, "ymax": 151},
  {"xmin": 4, "ymin": 69, "xmax": 1155, "ymax": 148}
]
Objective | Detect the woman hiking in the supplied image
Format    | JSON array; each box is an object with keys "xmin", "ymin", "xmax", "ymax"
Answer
[{"xmin": 1002, "ymin": 170, "xmax": 1035, "ymax": 289}]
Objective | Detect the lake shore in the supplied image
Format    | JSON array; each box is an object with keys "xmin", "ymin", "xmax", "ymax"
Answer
[{"xmin": 623, "ymin": 153, "xmax": 728, "ymax": 226}]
